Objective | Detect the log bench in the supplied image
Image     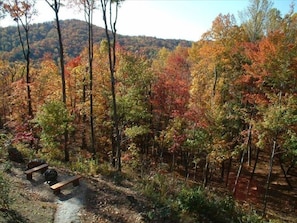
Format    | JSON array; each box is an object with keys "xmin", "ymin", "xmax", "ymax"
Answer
[
  {"xmin": 50, "ymin": 175, "xmax": 82, "ymax": 194},
  {"xmin": 24, "ymin": 163, "xmax": 49, "ymax": 180}
]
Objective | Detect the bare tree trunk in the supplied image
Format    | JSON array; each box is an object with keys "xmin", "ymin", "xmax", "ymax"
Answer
[
  {"xmin": 247, "ymin": 123, "xmax": 252, "ymax": 166},
  {"xmin": 278, "ymin": 155, "xmax": 293, "ymax": 189},
  {"xmin": 183, "ymin": 151, "xmax": 190, "ymax": 180},
  {"xmin": 13, "ymin": 7, "xmax": 33, "ymax": 118},
  {"xmin": 225, "ymin": 157, "xmax": 232, "ymax": 187},
  {"xmin": 85, "ymin": 1, "xmax": 96, "ymax": 157},
  {"xmin": 212, "ymin": 66, "xmax": 218, "ymax": 96},
  {"xmin": 221, "ymin": 159, "xmax": 225, "ymax": 182},
  {"xmin": 81, "ymin": 75, "xmax": 87, "ymax": 149},
  {"xmin": 246, "ymin": 147, "xmax": 260, "ymax": 196},
  {"xmin": 286, "ymin": 159, "xmax": 296, "ymax": 176},
  {"xmin": 101, "ymin": 0, "xmax": 121, "ymax": 171},
  {"xmin": 233, "ymin": 150, "xmax": 246, "ymax": 195},
  {"xmin": 194, "ymin": 160, "xmax": 198, "ymax": 181},
  {"xmin": 263, "ymin": 140, "xmax": 276, "ymax": 215},
  {"xmin": 46, "ymin": 0, "xmax": 69, "ymax": 161},
  {"xmin": 171, "ymin": 152, "xmax": 175, "ymax": 172},
  {"xmin": 203, "ymin": 157, "xmax": 210, "ymax": 188}
]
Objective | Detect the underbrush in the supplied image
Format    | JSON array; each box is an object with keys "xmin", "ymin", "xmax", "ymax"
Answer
[
  {"xmin": 139, "ymin": 173, "xmax": 270, "ymax": 223},
  {"xmin": 2, "ymin": 141, "xmax": 293, "ymax": 223}
]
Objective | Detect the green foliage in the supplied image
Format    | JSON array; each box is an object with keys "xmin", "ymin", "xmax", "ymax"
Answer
[
  {"xmin": 70, "ymin": 156, "xmax": 100, "ymax": 176},
  {"xmin": 284, "ymin": 130, "xmax": 297, "ymax": 156},
  {"xmin": 34, "ymin": 100, "xmax": 73, "ymax": 150},
  {"xmin": 0, "ymin": 172, "xmax": 10, "ymax": 210},
  {"xmin": 140, "ymin": 174, "xmax": 266, "ymax": 222},
  {"xmin": 3, "ymin": 161, "xmax": 12, "ymax": 173},
  {"xmin": 256, "ymin": 95, "xmax": 297, "ymax": 150},
  {"xmin": 177, "ymin": 187, "xmax": 265, "ymax": 223},
  {"xmin": 140, "ymin": 173, "xmax": 180, "ymax": 221},
  {"xmin": 0, "ymin": 133, "xmax": 12, "ymax": 158},
  {"xmin": 141, "ymin": 173, "xmax": 174, "ymax": 204}
]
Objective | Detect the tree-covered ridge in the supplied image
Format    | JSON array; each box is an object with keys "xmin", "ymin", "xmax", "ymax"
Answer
[{"xmin": 0, "ymin": 19, "xmax": 192, "ymax": 61}]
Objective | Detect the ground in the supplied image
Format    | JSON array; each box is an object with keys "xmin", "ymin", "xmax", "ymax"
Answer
[
  {"xmin": 0, "ymin": 155, "xmax": 297, "ymax": 223},
  {"xmin": 0, "ymin": 160, "xmax": 150, "ymax": 223}
]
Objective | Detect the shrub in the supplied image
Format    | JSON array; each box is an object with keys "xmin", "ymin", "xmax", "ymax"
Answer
[
  {"xmin": 140, "ymin": 174, "xmax": 179, "ymax": 221},
  {"xmin": 70, "ymin": 157, "xmax": 99, "ymax": 176},
  {"xmin": 177, "ymin": 187, "xmax": 265, "ymax": 223},
  {"xmin": 34, "ymin": 100, "xmax": 73, "ymax": 150}
]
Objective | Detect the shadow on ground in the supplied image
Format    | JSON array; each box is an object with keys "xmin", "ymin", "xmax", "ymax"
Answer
[{"xmin": 0, "ymin": 208, "xmax": 29, "ymax": 223}]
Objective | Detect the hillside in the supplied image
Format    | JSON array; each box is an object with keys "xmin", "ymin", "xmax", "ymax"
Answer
[{"xmin": 0, "ymin": 19, "xmax": 192, "ymax": 61}]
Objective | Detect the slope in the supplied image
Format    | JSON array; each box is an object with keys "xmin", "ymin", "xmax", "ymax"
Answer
[{"xmin": 0, "ymin": 19, "xmax": 192, "ymax": 61}]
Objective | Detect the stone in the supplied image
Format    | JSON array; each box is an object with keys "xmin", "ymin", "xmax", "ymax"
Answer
[{"xmin": 7, "ymin": 146, "xmax": 24, "ymax": 163}]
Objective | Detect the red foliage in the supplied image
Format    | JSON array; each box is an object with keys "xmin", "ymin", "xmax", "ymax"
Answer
[{"xmin": 151, "ymin": 47, "xmax": 191, "ymax": 120}]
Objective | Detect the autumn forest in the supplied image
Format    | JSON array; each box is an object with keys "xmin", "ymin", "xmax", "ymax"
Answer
[{"xmin": 1, "ymin": 0, "xmax": 297, "ymax": 222}]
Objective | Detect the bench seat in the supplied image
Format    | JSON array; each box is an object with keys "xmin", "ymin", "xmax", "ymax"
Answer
[
  {"xmin": 24, "ymin": 163, "xmax": 49, "ymax": 180},
  {"xmin": 50, "ymin": 175, "xmax": 82, "ymax": 194}
]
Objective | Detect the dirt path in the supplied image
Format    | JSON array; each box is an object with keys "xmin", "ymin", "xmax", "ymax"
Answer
[
  {"xmin": 52, "ymin": 170, "xmax": 89, "ymax": 223},
  {"xmin": 1, "ymin": 161, "xmax": 149, "ymax": 223},
  {"xmin": 54, "ymin": 181, "xmax": 87, "ymax": 223},
  {"xmin": 1, "ymin": 162, "xmax": 88, "ymax": 223}
]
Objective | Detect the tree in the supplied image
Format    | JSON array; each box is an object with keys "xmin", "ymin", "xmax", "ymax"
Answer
[
  {"xmin": 239, "ymin": 0, "xmax": 273, "ymax": 42},
  {"xmin": 0, "ymin": 60, "xmax": 12, "ymax": 127},
  {"xmin": 151, "ymin": 45, "xmax": 190, "ymax": 126},
  {"xmin": 3, "ymin": 0, "xmax": 36, "ymax": 118},
  {"xmin": 189, "ymin": 13, "xmax": 249, "ymax": 186},
  {"xmin": 100, "ymin": 0, "xmax": 123, "ymax": 171},
  {"xmin": 34, "ymin": 100, "xmax": 73, "ymax": 154},
  {"xmin": 151, "ymin": 45, "xmax": 191, "ymax": 175},
  {"xmin": 116, "ymin": 51, "xmax": 153, "ymax": 174},
  {"xmin": 45, "ymin": 0, "xmax": 69, "ymax": 161},
  {"xmin": 69, "ymin": 0, "xmax": 97, "ymax": 157},
  {"xmin": 266, "ymin": 8, "xmax": 282, "ymax": 33}
]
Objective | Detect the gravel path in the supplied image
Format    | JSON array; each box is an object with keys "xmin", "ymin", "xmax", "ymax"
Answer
[{"xmin": 53, "ymin": 175, "xmax": 88, "ymax": 223}]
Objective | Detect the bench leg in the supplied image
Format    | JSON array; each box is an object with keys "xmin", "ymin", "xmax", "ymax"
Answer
[
  {"xmin": 26, "ymin": 173, "xmax": 32, "ymax": 180},
  {"xmin": 72, "ymin": 179, "xmax": 80, "ymax": 187},
  {"xmin": 41, "ymin": 167, "xmax": 48, "ymax": 174},
  {"xmin": 53, "ymin": 189, "xmax": 61, "ymax": 195}
]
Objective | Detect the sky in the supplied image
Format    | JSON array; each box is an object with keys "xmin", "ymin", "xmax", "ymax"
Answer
[{"xmin": 0, "ymin": 0, "xmax": 295, "ymax": 41}]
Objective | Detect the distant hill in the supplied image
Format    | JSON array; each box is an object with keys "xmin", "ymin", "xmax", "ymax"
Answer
[{"xmin": 0, "ymin": 19, "xmax": 192, "ymax": 62}]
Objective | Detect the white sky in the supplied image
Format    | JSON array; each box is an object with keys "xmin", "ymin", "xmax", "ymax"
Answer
[{"xmin": 0, "ymin": 0, "xmax": 295, "ymax": 41}]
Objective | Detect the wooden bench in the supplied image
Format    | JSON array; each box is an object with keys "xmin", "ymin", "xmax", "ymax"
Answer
[
  {"xmin": 50, "ymin": 175, "xmax": 82, "ymax": 194},
  {"xmin": 24, "ymin": 163, "xmax": 49, "ymax": 180}
]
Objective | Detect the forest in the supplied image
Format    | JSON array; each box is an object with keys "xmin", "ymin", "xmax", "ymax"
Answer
[
  {"xmin": 0, "ymin": 0, "xmax": 297, "ymax": 222},
  {"xmin": 0, "ymin": 19, "xmax": 192, "ymax": 61}
]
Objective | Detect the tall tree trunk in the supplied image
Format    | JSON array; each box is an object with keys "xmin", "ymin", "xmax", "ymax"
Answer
[
  {"xmin": 221, "ymin": 159, "xmax": 225, "ymax": 182},
  {"xmin": 203, "ymin": 157, "xmax": 210, "ymax": 188},
  {"xmin": 46, "ymin": 0, "xmax": 69, "ymax": 161},
  {"xmin": 247, "ymin": 123, "xmax": 252, "ymax": 166},
  {"xmin": 212, "ymin": 65, "xmax": 218, "ymax": 98},
  {"xmin": 15, "ymin": 9, "xmax": 33, "ymax": 118},
  {"xmin": 233, "ymin": 150, "xmax": 246, "ymax": 195},
  {"xmin": 182, "ymin": 150, "xmax": 190, "ymax": 179},
  {"xmin": 82, "ymin": 75, "xmax": 87, "ymax": 149},
  {"xmin": 101, "ymin": 0, "xmax": 121, "ymax": 171},
  {"xmin": 194, "ymin": 160, "xmax": 198, "ymax": 181},
  {"xmin": 85, "ymin": 1, "xmax": 96, "ymax": 157},
  {"xmin": 263, "ymin": 140, "xmax": 276, "ymax": 215},
  {"xmin": 246, "ymin": 147, "xmax": 260, "ymax": 196},
  {"xmin": 225, "ymin": 157, "xmax": 232, "ymax": 187},
  {"xmin": 278, "ymin": 155, "xmax": 293, "ymax": 189},
  {"xmin": 24, "ymin": 27, "xmax": 33, "ymax": 118},
  {"xmin": 286, "ymin": 159, "xmax": 296, "ymax": 176}
]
